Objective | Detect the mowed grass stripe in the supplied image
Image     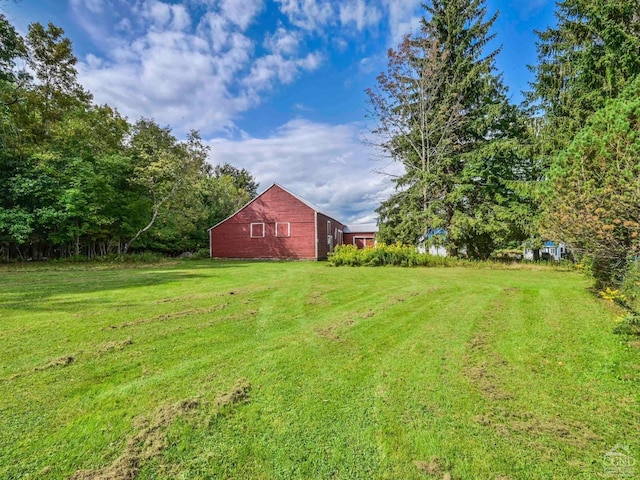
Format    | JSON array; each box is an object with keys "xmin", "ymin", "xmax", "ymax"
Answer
[{"xmin": 0, "ymin": 261, "xmax": 638, "ymax": 479}]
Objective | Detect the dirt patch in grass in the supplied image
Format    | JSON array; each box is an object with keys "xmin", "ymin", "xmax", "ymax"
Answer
[
  {"xmin": 70, "ymin": 398, "xmax": 200, "ymax": 480},
  {"xmin": 315, "ymin": 319, "xmax": 356, "ymax": 342},
  {"xmin": 215, "ymin": 378, "xmax": 251, "ymax": 408},
  {"xmin": 413, "ymin": 457, "xmax": 442, "ymax": 475},
  {"xmin": 360, "ymin": 309, "xmax": 375, "ymax": 319},
  {"xmin": 475, "ymin": 409, "xmax": 601, "ymax": 447},
  {"xmin": 34, "ymin": 355, "xmax": 75, "ymax": 371},
  {"xmin": 105, "ymin": 304, "xmax": 228, "ymax": 330},
  {"xmin": 463, "ymin": 334, "xmax": 512, "ymax": 401},
  {"xmin": 464, "ymin": 364, "xmax": 512, "ymax": 401},
  {"xmin": 306, "ymin": 290, "xmax": 331, "ymax": 307},
  {"xmin": 315, "ymin": 324, "xmax": 343, "ymax": 342},
  {"xmin": 97, "ymin": 339, "xmax": 133, "ymax": 353},
  {"xmin": 9, "ymin": 341, "xmax": 132, "ymax": 381},
  {"xmin": 629, "ymin": 340, "xmax": 640, "ymax": 349},
  {"xmin": 69, "ymin": 378, "xmax": 252, "ymax": 480},
  {"xmin": 152, "ymin": 289, "xmax": 258, "ymax": 305}
]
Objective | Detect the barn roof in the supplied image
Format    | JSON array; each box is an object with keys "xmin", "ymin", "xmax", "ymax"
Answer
[
  {"xmin": 207, "ymin": 183, "xmax": 344, "ymax": 231},
  {"xmin": 344, "ymin": 224, "xmax": 379, "ymax": 233}
]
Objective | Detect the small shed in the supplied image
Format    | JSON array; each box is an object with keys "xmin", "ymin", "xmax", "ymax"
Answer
[
  {"xmin": 209, "ymin": 183, "xmax": 346, "ymax": 260},
  {"xmin": 523, "ymin": 241, "xmax": 570, "ymax": 261},
  {"xmin": 344, "ymin": 224, "xmax": 378, "ymax": 249}
]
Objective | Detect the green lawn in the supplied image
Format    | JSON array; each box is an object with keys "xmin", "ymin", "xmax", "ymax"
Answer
[{"xmin": 0, "ymin": 260, "xmax": 638, "ymax": 479}]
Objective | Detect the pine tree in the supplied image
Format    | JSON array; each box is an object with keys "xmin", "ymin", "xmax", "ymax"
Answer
[
  {"xmin": 528, "ymin": 0, "xmax": 640, "ymax": 148},
  {"xmin": 528, "ymin": 0, "xmax": 640, "ymax": 280},
  {"xmin": 544, "ymin": 78, "xmax": 640, "ymax": 286},
  {"xmin": 369, "ymin": 0, "xmax": 525, "ymax": 258}
]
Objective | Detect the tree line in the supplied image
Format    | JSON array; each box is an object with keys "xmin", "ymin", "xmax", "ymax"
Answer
[
  {"xmin": 369, "ymin": 0, "xmax": 640, "ymax": 290},
  {"xmin": 0, "ymin": 16, "xmax": 258, "ymax": 260}
]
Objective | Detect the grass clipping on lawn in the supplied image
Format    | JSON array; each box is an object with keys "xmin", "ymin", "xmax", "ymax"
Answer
[{"xmin": 69, "ymin": 379, "xmax": 251, "ymax": 480}]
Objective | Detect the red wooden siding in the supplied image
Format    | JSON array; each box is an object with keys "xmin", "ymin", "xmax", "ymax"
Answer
[
  {"xmin": 211, "ymin": 185, "xmax": 317, "ymax": 259},
  {"xmin": 316, "ymin": 213, "xmax": 346, "ymax": 259},
  {"xmin": 344, "ymin": 232, "xmax": 376, "ymax": 249}
]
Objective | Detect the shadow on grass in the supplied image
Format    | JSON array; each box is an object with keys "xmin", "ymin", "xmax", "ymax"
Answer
[{"xmin": 0, "ymin": 269, "xmax": 220, "ymax": 312}]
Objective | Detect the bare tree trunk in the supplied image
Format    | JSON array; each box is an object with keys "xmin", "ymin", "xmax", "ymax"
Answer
[{"xmin": 123, "ymin": 208, "xmax": 159, "ymax": 254}]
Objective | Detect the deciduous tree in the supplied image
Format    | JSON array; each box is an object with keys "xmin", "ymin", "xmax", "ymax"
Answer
[{"xmin": 124, "ymin": 120, "xmax": 208, "ymax": 253}]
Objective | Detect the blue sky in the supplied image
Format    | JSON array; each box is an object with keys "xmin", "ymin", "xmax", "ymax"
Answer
[{"xmin": 5, "ymin": 0, "xmax": 555, "ymax": 223}]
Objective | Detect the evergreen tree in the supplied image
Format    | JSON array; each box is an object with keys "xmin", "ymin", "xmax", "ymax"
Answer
[
  {"xmin": 369, "ymin": 0, "xmax": 526, "ymax": 258},
  {"xmin": 528, "ymin": 0, "xmax": 640, "ymax": 280},
  {"xmin": 544, "ymin": 77, "xmax": 640, "ymax": 286},
  {"xmin": 528, "ymin": 0, "xmax": 640, "ymax": 148}
]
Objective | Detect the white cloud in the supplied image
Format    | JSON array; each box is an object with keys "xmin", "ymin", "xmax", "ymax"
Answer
[
  {"xmin": 339, "ymin": 0, "xmax": 382, "ymax": 32},
  {"xmin": 242, "ymin": 51, "xmax": 322, "ymax": 100},
  {"xmin": 275, "ymin": 0, "xmax": 335, "ymax": 32},
  {"xmin": 170, "ymin": 4, "xmax": 192, "ymax": 31},
  {"xmin": 207, "ymin": 119, "xmax": 399, "ymax": 223},
  {"xmin": 80, "ymin": 0, "xmax": 104, "ymax": 13},
  {"xmin": 68, "ymin": 0, "xmax": 429, "ymax": 138},
  {"xmin": 220, "ymin": 0, "xmax": 263, "ymax": 29},
  {"xmin": 381, "ymin": 0, "xmax": 423, "ymax": 45},
  {"xmin": 265, "ymin": 27, "xmax": 301, "ymax": 56},
  {"xmin": 141, "ymin": 0, "xmax": 172, "ymax": 28},
  {"xmin": 511, "ymin": 0, "xmax": 551, "ymax": 19},
  {"xmin": 75, "ymin": 0, "xmax": 322, "ymax": 135}
]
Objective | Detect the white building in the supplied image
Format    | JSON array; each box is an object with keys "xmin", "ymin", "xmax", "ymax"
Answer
[{"xmin": 523, "ymin": 241, "xmax": 570, "ymax": 261}]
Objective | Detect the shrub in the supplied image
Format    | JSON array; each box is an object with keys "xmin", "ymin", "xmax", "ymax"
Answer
[
  {"xmin": 621, "ymin": 259, "xmax": 640, "ymax": 313},
  {"xmin": 192, "ymin": 248, "xmax": 211, "ymax": 259},
  {"xmin": 328, "ymin": 243, "xmax": 460, "ymax": 267},
  {"xmin": 599, "ymin": 287, "xmax": 627, "ymax": 306},
  {"xmin": 613, "ymin": 313, "xmax": 640, "ymax": 336}
]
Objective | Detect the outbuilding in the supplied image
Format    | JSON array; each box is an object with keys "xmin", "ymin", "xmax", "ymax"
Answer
[
  {"xmin": 343, "ymin": 224, "xmax": 378, "ymax": 249},
  {"xmin": 209, "ymin": 183, "xmax": 347, "ymax": 260}
]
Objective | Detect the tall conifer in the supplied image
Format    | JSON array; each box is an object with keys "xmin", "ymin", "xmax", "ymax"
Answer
[{"xmin": 369, "ymin": 0, "xmax": 525, "ymax": 258}]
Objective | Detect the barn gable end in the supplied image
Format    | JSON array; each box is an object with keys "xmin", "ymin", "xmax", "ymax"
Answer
[{"xmin": 210, "ymin": 184, "xmax": 349, "ymax": 260}]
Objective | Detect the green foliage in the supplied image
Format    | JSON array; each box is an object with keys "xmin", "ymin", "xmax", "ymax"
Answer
[
  {"xmin": 613, "ymin": 313, "xmax": 640, "ymax": 336},
  {"xmin": 369, "ymin": 0, "xmax": 530, "ymax": 258},
  {"xmin": 543, "ymin": 77, "xmax": 640, "ymax": 287},
  {"xmin": 527, "ymin": 0, "xmax": 640, "ymax": 314},
  {"xmin": 329, "ymin": 243, "xmax": 460, "ymax": 267},
  {"xmin": 528, "ymin": 0, "xmax": 640, "ymax": 147},
  {"xmin": 621, "ymin": 259, "xmax": 640, "ymax": 314},
  {"xmin": 0, "ymin": 13, "xmax": 26, "ymax": 83},
  {"xmin": 213, "ymin": 163, "xmax": 259, "ymax": 198},
  {"xmin": 0, "ymin": 14, "xmax": 257, "ymax": 260}
]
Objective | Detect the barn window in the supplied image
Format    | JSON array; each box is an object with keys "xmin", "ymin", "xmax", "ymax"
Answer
[
  {"xmin": 250, "ymin": 223, "xmax": 265, "ymax": 238},
  {"xmin": 327, "ymin": 220, "xmax": 331, "ymax": 233},
  {"xmin": 276, "ymin": 222, "xmax": 290, "ymax": 237}
]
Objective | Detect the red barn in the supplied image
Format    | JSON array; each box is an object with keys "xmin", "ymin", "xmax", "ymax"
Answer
[
  {"xmin": 343, "ymin": 224, "xmax": 378, "ymax": 249},
  {"xmin": 209, "ymin": 184, "xmax": 347, "ymax": 260}
]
